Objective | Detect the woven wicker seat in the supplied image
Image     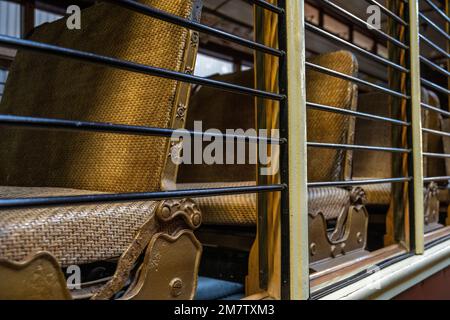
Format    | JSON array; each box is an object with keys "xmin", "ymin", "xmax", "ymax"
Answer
[
  {"xmin": 355, "ymin": 90, "xmax": 424, "ymax": 206},
  {"xmin": 178, "ymin": 51, "xmax": 366, "ymax": 270},
  {"xmin": 0, "ymin": 0, "xmax": 203, "ymax": 300},
  {"xmin": 177, "ymin": 182, "xmax": 350, "ymax": 225},
  {"xmin": 426, "ymin": 91, "xmax": 447, "ymax": 180},
  {"xmin": 352, "ymin": 180, "xmax": 391, "ymax": 205},
  {"xmin": 355, "ymin": 89, "xmax": 445, "ymax": 232},
  {"xmin": 179, "ymin": 51, "xmax": 358, "ymax": 225},
  {"xmin": 0, "ymin": 186, "xmax": 159, "ymax": 267},
  {"xmin": 353, "ymin": 92, "xmax": 393, "ymax": 206}
]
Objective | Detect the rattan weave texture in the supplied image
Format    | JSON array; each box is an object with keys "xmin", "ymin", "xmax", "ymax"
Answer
[
  {"xmin": 177, "ymin": 182, "xmax": 350, "ymax": 225},
  {"xmin": 307, "ymin": 51, "xmax": 358, "ymax": 182},
  {"xmin": 0, "ymin": 0, "xmax": 194, "ymax": 193},
  {"xmin": 0, "ymin": 186, "xmax": 158, "ymax": 266}
]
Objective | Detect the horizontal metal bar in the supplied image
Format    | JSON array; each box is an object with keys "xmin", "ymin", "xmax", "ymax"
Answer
[
  {"xmin": 365, "ymin": 0, "xmax": 408, "ymax": 26},
  {"xmin": 305, "ymin": 22, "xmax": 409, "ymax": 73},
  {"xmin": 423, "ymin": 176, "xmax": 450, "ymax": 182},
  {"xmin": 423, "ymin": 152, "xmax": 450, "ymax": 159},
  {"xmin": 420, "ymin": 34, "xmax": 450, "ymax": 59},
  {"xmin": 420, "ymin": 55, "xmax": 450, "ymax": 77},
  {"xmin": 307, "ymin": 142, "xmax": 410, "ymax": 153},
  {"xmin": 102, "ymin": 0, "xmax": 283, "ymax": 57},
  {"xmin": 419, "ymin": 13, "xmax": 450, "ymax": 41},
  {"xmin": 306, "ymin": 101, "xmax": 410, "ymax": 126},
  {"xmin": 421, "ymin": 77, "xmax": 450, "ymax": 95},
  {"xmin": 305, "ymin": 62, "xmax": 410, "ymax": 99},
  {"xmin": 421, "ymin": 102, "xmax": 450, "ymax": 117},
  {"xmin": 0, "ymin": 185, "xmax": 285, "ymax": 209},
  {"xmin": 308, "ymin": 177, "xmax": 412, "ymax": 188},
  {"xmin": 423, "ymin": 0, "xmax": 450, "ymax": 24},
  {"xmin": 318, "ymin": 0, "xmax": 409, "ymax": 50},
  {"xmin": 248, "ymin": 0, "xmax": 284, "ymax": 14},
  {"xmin": 422, "ymin": 127, "xmax": 450, "ymax": 138},
  {"xmin": 0, "ymin": 114, "xmax": 284, "ymax": 144},
  {"xmin": 0, "ymin": 35, "xmax": 284, "ymax": 101}
]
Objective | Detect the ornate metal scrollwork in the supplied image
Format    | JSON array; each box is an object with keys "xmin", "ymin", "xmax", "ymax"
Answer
[
  {"xmin": 424, "ymin": 182, "xmax": 442, "ymax": 232},
  {"xmin": 156, "ymin": 198, "xmax": 202, "ymax": 229},
  {"xmin": 309, "ymin": 187, "xmax": 369, "ymax": 272}
]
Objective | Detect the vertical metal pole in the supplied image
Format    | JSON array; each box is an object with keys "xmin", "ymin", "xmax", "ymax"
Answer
[
  {"xmin": 254, "ymin": 5, "xmax": 269, "ymax": 292},
  {"xmin": 21, "ymin": 0, "xmax": 35, "ymax": 38},
  {"xmin": 408, "ymin": 0, "xmax": 425, "ymax": 254},
  {"xmin": 446, "ymin": 0, "xmax": 450, "ymax": 227},
  {"xmin": 447, "ymin": 0, "xmax": 450, "ymax": 113},
  {"xmin": 280, "ymin": 0, "xmax": 309, "ymax": 300},
  {"xmin": 387, "ymin": 0, "xmax": 408, "ymax": 247}
]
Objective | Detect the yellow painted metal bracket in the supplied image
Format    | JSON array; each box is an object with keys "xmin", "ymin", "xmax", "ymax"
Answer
[
  {"xmin": 408, "ymin": 0, "xmax": 425, "ymax": 254},
  {"xmin": 286, "ymin": 0, "xmax": 310, "ymax": 299}
]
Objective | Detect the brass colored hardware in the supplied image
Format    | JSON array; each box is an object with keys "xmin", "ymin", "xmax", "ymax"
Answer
[
  {"xmin": 309, "ymin": 188, "xmax": 369, "ymax": 272},
  {"xmin": 0, "ymin": 252, "xmax": 72, "ymax": 300},
  {"xmin": 170, "ymin": 278, "xmax": 184, "ymax": 297}
]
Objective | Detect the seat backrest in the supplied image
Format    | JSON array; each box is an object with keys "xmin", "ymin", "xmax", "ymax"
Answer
[
  {"xmin": 354, "ymin": 88, "xmax": 435, "ymax": 180},
  {"xmin": 306, "ymin": 51, "xmax": 358, "ymax": 182},
  {"xmin": 425, "ymin": 91, "xmax": 446, "ymax": 179},
  {"xmin": 178, "ymin": 69, "xmax": 256, "ymax": 183},
  {"xmin": 0, "ymin": 0, "xmax": 201, "ymax": 193},
  {"xmin": 178, "ymin": 51, "xmax": 358, "ymax": 184},
  {"xmin": 441, "ymin": 118, "xmax": 450, "ymax": 177},
  {"xmin": 353, "ymin": 93, "xmax": 392, "ymax": 179}
]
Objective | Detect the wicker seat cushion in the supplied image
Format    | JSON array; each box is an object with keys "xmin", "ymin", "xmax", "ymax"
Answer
[
  {"xmin": 0, "ymin": 0, "xmax": 196, "ymax": 193},
  {"xmin": 0, "ymin": 186, "xmax": 158, "ymax": 267},
  {"xmin": 177, "ymin": 182, "xmax": 350, "ymax": 225},
  {"xmin": 356, "ymin": 180, "xmax": 391, "ymax": 206}
]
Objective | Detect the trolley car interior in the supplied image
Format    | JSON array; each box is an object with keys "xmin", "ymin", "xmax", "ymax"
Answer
[{"xmin": 0, "ymin": 0, "xmax": 449, "ymax": 300}]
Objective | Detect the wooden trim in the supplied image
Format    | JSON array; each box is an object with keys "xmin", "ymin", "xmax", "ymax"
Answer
[
  {"xmin": 311, "ymin": 227, "xmax": 450, "ymax": 293},
  {"xmin": 242, "ymin": 291, "xmax": 271, "ymax": 300},
  {"xmin": 424, "ymin": 225, "xmax": 450, "ymax": 243},
  {"xmin": 310, "ymin": 244, "xmax": 407, "ymax": 291},
  {"xmin": 320, "ymin": 238, "xmax": 450, "ymax": 299}
]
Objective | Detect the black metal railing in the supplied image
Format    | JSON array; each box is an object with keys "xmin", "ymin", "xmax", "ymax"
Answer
[
  {"xmin": 305, "ymin": 0, "xmax": 424, "ymax": 291},
  {"xmin": 317, "ymin": 0, "xmax": 410, "ymax": 50},
  {"xmin": 1, "ymin": 0, "xmax": 448, "ymax": 299},
  {"xmin": 0, "ymin": 3, "xmax": 287, "ymax": 195},
  {"xmin": 305, "ymin": 0, "xmax": 413, "ymax": 194},
  {"xmin": 419, "ymin": 0, "xmax": 450, "ymax": 185},
  {"xmin": 0, "ymin": 0, "xmax": 290, "ymax": 296}
]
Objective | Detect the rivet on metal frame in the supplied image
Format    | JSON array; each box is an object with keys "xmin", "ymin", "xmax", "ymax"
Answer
[
  {"xmin": 169, "ymin": 278, "xmax": 184, "ymax": 297},
  {"xmin": 357, "ymin": 232, "xmax": 363, "ymax": 244},
  {"xmin": 310, "ymin": 243, "xmax": 317, "ymax": 256}
]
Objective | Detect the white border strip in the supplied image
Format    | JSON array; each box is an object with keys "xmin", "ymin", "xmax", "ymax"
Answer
[{"xmin": 321, "ymin": 239, "xmax": 450, "ymax": 300}]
